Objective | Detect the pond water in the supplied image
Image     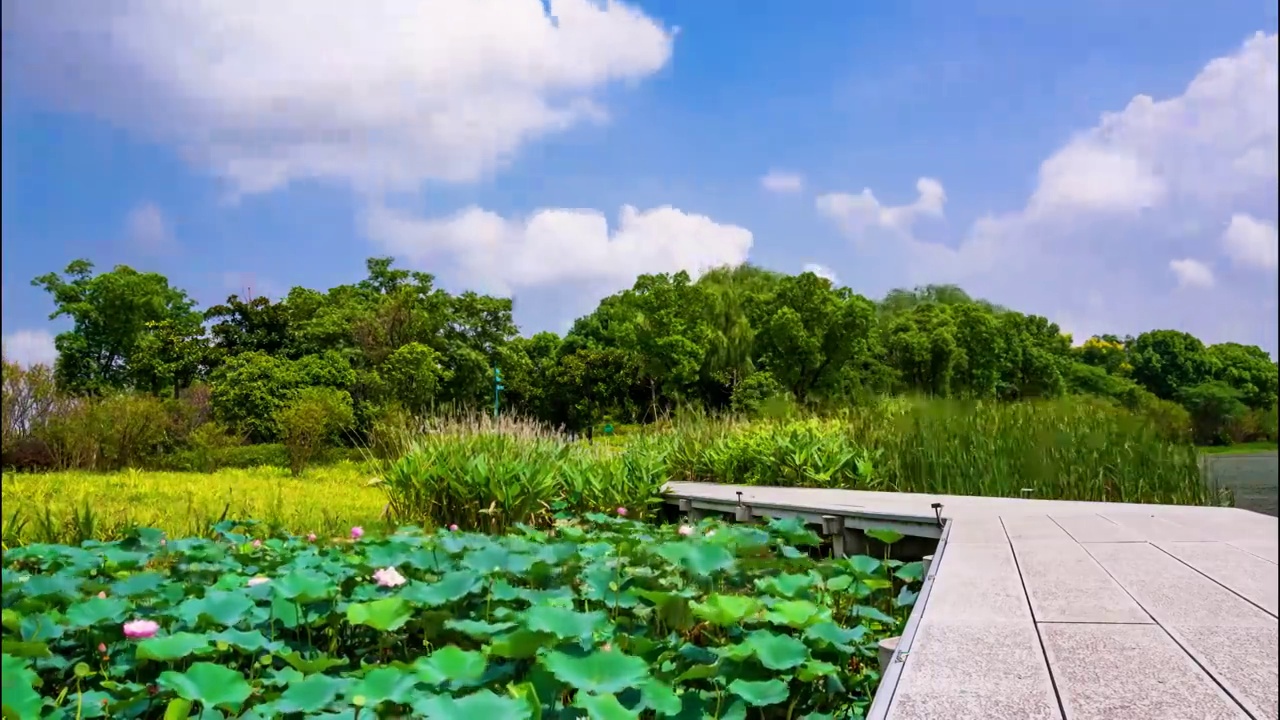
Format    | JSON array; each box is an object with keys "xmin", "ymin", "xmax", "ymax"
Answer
[{"xmin": 1202, "ymin": 452, "xmax": 1279, "ymax": 517}]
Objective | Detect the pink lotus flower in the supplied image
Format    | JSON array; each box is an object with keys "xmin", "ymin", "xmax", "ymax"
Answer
[
  {"xmin": 350, "ymin": 526, "xmax": 365, "ymax": 540},
  {"xmin": 159, "ymin": 539, "xmax": 167, "ymax": 547},
  {"xmin": 123, "ymin": 620, "xmax": 159, "ymax": 640},
  {"xmin": 97, "ymin": 643, "xmax": 107, "ymax": 654},
  {"xmin": 247, "ymin": 576, "xmax": 270, "ymax": 587},
  {"xmin": 97, "ymin": 591, "xmax": 107, "ymax": 599},
  {"xmin": 448, "ymin": 524, "xmax": 459, "ymax": 532},
  {"xmin": 373, "ymin": 567, "xmax": 406, "ymax": 588},
  {"xmin": 307, "ymin": 533, "xmax": 317, "ymax": 542},
  {"xmin": 616, "ymin": 507, "xmax": 628, "ymax": 517},
  {"xmin": 678, "ymin": 525, "xmax": 694, "ymax": 536},
  {"xmin": 601, "ymin": 642, "xmax": 613, "ymax": 652},
  {"xmin": 252, "ymin": 539, "xmax": 262, "ymax": 548}
]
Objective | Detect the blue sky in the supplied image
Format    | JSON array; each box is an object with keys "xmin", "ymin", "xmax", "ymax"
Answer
[{"xmin": 3, "ymin": 0, "xmax": 1278, "ymax": 366}]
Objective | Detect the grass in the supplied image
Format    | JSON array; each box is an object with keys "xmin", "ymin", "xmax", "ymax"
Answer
[
  {"xmin": 1, "ymin": 515, "xmax": 923, "ymax": 719},
  {"xmin": 1198, "ymin": 441, "xmax": 1279, "ymax": 455},
  {"xmin": 1, "ymin": 461, "xmax": 388, "ymax": 548}
]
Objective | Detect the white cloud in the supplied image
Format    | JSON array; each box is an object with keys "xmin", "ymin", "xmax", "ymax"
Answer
[
  {"xmin": 802, "ymin": 263, "xmax": 838, "ymax": 284},
  {"xmin": 2, "ymin": 330, "xmax": 58, "ymax": 368},
  {"xmin": 1169, "ymin": 258, "xmax": 1215, "ymax": 289},
  {"xmin": 4, "ymin": 0, "xmax": 674, "ymax": 196},
  {"xmin": 126, "ymin": 202, "xmax": 173, "ymax": 253},
  {"xmin": 818, "ymin": 31, "xmax": 1279, "ymax": 353},
  {"xmin": 1222, "ymin": 213, "xmax": 1279, "ymax": 270},
  {"xmin": 760, "ymin": 171, "xmax": 805, "ymax": 194},
  {"xmin": 816, "ymin": 177, "xmax": 946, "ymax": 237},
  {"xmin": 365, "ymin": 203, "xmax": 753, "ymax": 296}
]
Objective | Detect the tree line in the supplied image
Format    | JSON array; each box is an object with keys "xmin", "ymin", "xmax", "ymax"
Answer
[{"xmin": 3, "ymin": 257, "xmax": 1277, "ymax": 471}]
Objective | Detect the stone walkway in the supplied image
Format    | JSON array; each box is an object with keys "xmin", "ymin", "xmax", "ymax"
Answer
[{"xmin": 664, "ymin": 483, "xmax": 1279, "ymax": 720}]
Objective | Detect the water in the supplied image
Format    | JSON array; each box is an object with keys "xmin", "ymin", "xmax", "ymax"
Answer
[{"xmin": 1202, "ymin": 452, "xmax": 1279, "ymax": 517}]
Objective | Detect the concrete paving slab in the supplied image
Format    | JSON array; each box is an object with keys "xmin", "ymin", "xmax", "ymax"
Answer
[
  {"xmin": 1227, "ymin": 539, "xmax": 1279, "ymax": 564},
  {"xmin": 1000, "ymin": 514, "xmax": 1073, "ymax": 541},
  {"xmin": 1039, "ymin": 623, "xmax": 1248, "ymax": 720},
  {"xmin": 886, "ymin": 622, "xmax": 1061, "ymax": 720},
  {"xmin": 1167, "ymin": 623, "xmax": 1279, "ymax": 720},
  {"xmin": 943, "ymin": 515, "xmax": 1009, "ymax": 544},
  {"xmin": 1011, "ymin": 539, "xmax": 1151, "ymax": 624},
  {"xmin": 1050, "ymin": 514, "xmax": 1144, "ymax": 543},
  {"xmin": 921, "ymin": 543, "xmax": 1031, "ymax": 624},
  {"xmin": 1084, "ymin": 542, "xmax": 1276, "ymax": 628},
  {"xmin": 1156, "ymin": 541, "xmax": 1279, "ymax": 616},
  {"xmin": 1100, "ymin": 513, "xmax": 1221, "ymax": 541}
]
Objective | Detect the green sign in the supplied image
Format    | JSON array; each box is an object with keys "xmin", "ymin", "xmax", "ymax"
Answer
[{"xmin": 603, "ymin": 424, "xmax": 614, "ymax": 435}]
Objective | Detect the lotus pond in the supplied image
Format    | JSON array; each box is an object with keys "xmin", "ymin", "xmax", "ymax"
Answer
[{"xmin": 2, "ymin": 514, "xmax": 923, "ymax": 719}]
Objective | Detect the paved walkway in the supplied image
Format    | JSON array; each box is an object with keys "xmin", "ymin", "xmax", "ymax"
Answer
[{"xmin": 664, "ymin": 483, "xmax": 1279, "ymax": 720}]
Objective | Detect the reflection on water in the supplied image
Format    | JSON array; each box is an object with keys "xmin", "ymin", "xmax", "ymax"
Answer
[{"xmin": 1202, "ymin": 452, "xmax": 1279, "ymax": 517}]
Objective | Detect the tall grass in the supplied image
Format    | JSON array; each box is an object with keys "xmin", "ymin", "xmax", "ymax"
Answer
[
  {"xmin": 375, "ymin": 414, "xmax": 667, "ymax": 533},
  {"xmin": 376, "ymin": 398, "xmax": 1218, "ymax": 531}
]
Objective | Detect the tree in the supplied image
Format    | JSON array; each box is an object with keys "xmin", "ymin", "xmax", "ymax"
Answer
[
  {"xmin": 1206, "ymin": 342, "xmax": 1278, "ymax": 410},
  {"xmin": 1129, "ymin": 330, "xmax": 1212, "ymax": 401},
  {"xmin": 381, "ymin": 342, "xmax": 448, "ymax": 416},
  {"xmin": 33, "ymin": 260, "xmax": 203, "ymax": 395},
  {"xmin": 753, "ymin": 273, "xmax": 876, "ymax": 403}
]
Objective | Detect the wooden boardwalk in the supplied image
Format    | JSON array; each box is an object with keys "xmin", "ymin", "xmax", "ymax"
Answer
[{"xmin": 665, "ymin": 483, "xmax": 1279, "ymax": 720}]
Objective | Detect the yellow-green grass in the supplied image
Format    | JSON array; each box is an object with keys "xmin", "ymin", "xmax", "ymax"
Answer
[{"xmin": 1, "ymin": 462, "xmax": 388, "ymax": 547}]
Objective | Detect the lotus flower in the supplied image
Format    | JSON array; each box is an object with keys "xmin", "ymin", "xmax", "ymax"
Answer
[
  {"xmin": 678, "ymin": 525, "xmax": 694, "ymax": 536},
  {"xmin": 252, "ymin": 539, "xmax": 262, "ymax": 548},
  {"xmin": 448, "ymin": 524, "xmax": 459, "ymax": 532},
  {"xmin": 373, "ymin": 567, "xmax": 406, "ymax": 588},
  {"xmin": 123, "ymin": 620, "xmax": 159, "ymax": 640},
  {"xmin": 705, "ymin": 529, "xmax": 716, "ymax": 537},
  {"xmin": 247, "ymin": 576, "xmax": 270, "ymax": 587},
  {"xmin": 616, "ymin": 507, "xmax": 628, "ymax": 517},
  {"xmin": 350, "ymin": 526, "xmax": 365, "ymax": 540},
  {"xmin": 307, "ymin": 533, "xmax": 317, "ymax": 542}
]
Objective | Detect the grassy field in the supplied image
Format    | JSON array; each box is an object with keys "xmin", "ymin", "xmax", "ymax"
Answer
[{"xmin": 1, "ymin": 462, "xmax": 388, "ymax": 547}]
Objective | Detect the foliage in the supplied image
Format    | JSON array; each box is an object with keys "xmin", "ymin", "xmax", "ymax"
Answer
[
  {"xmin": 276, "ymin": 387, "xmax": 356, "ymax": 476},
  {"xmin": 13, "ymin": 256, "xmax": 1277, "ymax": 471},
  {"xmin": 1177, "ymin": 382, "xmax": 1248, "ymax": 447},
  {"xmin": 1, "ymin": 516, "xmax": 922, "ymax": 719}
]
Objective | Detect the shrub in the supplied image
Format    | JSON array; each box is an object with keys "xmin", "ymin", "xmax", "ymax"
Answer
[{"xmin": 276, "ymin": 387, "xmax": 355, "ymax": 476}]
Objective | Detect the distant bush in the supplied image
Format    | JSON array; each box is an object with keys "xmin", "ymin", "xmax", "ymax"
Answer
[
  {"xmin": 1178, "ymin": 381, "xmax": 1248, "ymax": 446},
  {"xmin": 277, "ymin": 387, "xmax": 355, "ymax": 476}
]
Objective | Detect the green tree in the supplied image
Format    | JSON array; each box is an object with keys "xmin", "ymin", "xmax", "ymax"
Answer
[
  {"xmin": 33, "ymin": 260, "xmax": 203, "ymax": 395},
  {"xmin": 1128, "ymin": 330, "xmax": 1212, "ymax": 401},
  {"xmin": 1206, "ymin": 342, "xmax": 1278, "ymax": 409}
]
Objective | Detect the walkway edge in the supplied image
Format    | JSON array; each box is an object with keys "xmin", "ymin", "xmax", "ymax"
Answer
[{"xmin": 866, "ymin": 516, "xmax": 952, "ymax": 720}]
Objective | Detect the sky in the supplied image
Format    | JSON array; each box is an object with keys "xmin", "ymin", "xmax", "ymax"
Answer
[{"xmin": 2, "ymin": 0, "xmax": 1278, "ymax": 368}]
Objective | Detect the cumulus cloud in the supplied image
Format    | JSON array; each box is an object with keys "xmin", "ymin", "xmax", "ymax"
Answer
[
  {"xmin": 126, "ymin": 202, "xmax": 173, "ymax": 253},
  {"xmin": 365, "ymin": 203, "xmax": 753, "ymax": 296},
  {"xmin": 1169, "ymin": 258, "xmax": 1215, "ymax": 289},
  {"xmin": 3, "ymin": 0, "xmax": 674, "ymax": 196},
  {"xmin": 802, "ymin": 263, "xmax": 839, "ymax": 284},
  {"xmin": 760, "ymin": 171, "xmax": 805, "ymax": 194},
  {"xmin": 816, "ymin": 177, "xmax": 946, "ymax": 237},
  {"xmin": 1222, "ymin": 213, "xmax": 1279, "ymax": 270},
  {"xmin": 2, "ymin": 330, "xmax": 58, "ymax": 367},
  {"xmin": 818, "ymin": 31, "xmax": 1279, "ymax": 353}
]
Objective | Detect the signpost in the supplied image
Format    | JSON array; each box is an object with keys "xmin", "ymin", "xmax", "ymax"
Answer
[{"xmin": 493, "ymin": 366, "xmax": 504, "ymax": 418}]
